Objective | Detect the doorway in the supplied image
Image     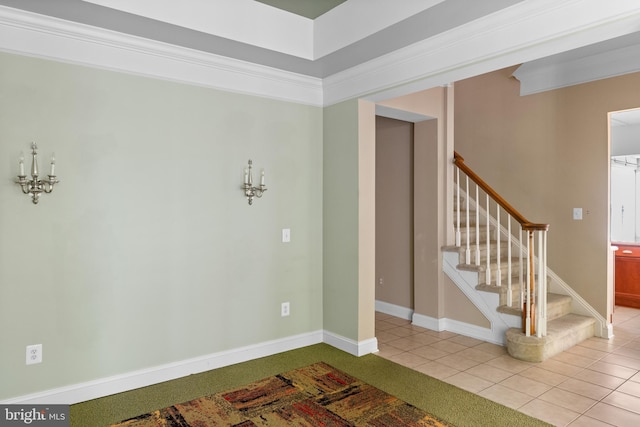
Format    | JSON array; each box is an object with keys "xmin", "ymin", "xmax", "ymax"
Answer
[
  {"xmin": 375, "ymin": 116, "xmax": 414, "ymax": 316},
  {"xmin": 611, "ymin": 108, "xmax": 640, "ymax": 244},
  {"xmin": 610, "ymin": 108, "xmax": 640, "ymax": 314}
]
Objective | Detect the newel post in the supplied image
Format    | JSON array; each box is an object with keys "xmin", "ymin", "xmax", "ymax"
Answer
[{"xmin": 523, "ymin": 229, "xmax": 536, "ymax": 335}]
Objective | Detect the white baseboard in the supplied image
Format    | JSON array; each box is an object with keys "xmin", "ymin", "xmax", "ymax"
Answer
[
  {"xmin": 412, "ymin": 313, "xmax": 504, "ymax": 346},
  {"xmin": 375, "ymin": 300, "xmax": 502, "ymax": 346},
  {"xmin": 375, "ymin": 300, "xmax": 413, "ymax": 320},
  {"xmin": 411, "ymin": 312, "xmax": 446, "ymax": 331},
  {"xmin": 1, "ymin": 329, "xmax": 382, "ymax": 405},
  {"xmin": 3, "ymin": 314, "xmax": 499, "ymax": 405},
  {"xmin": 1, "ymin": 331, "xmax": 324, "ymax": 405},
  {"xmin": 323, "ymin": 331, "xmax": 378, "ymax": 357}
]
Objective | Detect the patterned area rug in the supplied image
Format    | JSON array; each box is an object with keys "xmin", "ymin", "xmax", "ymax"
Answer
[{"xmin": 111, "ymin": 362, "xmax": 453, "ymax": 426}]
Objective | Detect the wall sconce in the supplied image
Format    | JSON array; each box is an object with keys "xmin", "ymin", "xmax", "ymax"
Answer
[
  {"xmin": 15, "ymin": 142, "xmax": 59, "ymax": 204},
  {"xmin": 243, "ymin": 159, "xmax": 266, "ymax": 205}
]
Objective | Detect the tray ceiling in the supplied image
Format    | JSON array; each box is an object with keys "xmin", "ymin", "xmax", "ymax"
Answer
[
  {"xmin": 254, "ymin": 0, "xmax": 348, "ymax": 19},
  {"xmin": 1, "ymin": 0, "xmax": 640, "ymax": 103},
  {"xmin": 0, "ymin": 0, "xmax": 523, "ymax": 77}
]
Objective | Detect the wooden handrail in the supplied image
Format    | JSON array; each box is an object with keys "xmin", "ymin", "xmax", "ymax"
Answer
[{"xmin": 454, "ymin": 151, "xmax": 549, "ymax": 232}]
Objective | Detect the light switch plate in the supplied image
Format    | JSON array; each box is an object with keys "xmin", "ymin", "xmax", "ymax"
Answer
[
  {"xmin": 282, "ymin": 228, "xmax": 290, "ymax": 243},
  {"xmin": 573, "ymin": 208, "xmax": 583, "ymax": 220}
]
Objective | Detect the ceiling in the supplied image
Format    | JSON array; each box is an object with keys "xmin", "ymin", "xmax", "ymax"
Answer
[
  {"xmin": 611, "ymin": 109, "xmax": 640, "ymax": 128},
  {"xmin": 611, "ymin": 109, "xmax": 640, "ymax": 157},
  {"xmin": 1, "ymin": 0, "xmax": 640, "ymax": 107},
  {"xmin": 254, "ymin": 0, "xmax": 348, "ymax": 19},
  {"xmin": 0, "ymin": 0, "xmax": 527, "ymax": 78}
]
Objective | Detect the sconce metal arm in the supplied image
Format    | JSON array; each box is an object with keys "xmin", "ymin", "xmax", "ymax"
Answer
[
  {"xmin": 15, "ymin": 142, "xmax": 59, "ymax": 204},
  {"xmin": 243, "ymin": 159, "xmax": 267, "ymax": 205}
]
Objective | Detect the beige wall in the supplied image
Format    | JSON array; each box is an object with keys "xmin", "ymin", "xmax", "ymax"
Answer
[
  {"xmin": 374, "ymin": 89, "xmax": 488, "ymax": 327},
  {"xmin": 377, "ymin": 89, "xmax": 447, "ymax": 321},
  {"xmin": 413, "ymin": 118, "xmax": 442, "ymax": 317},
  {"xmin": 375, "ymin": 116, "xmax": 414, "ymax": 309},
  {"xmin": 444, "ymin": 275, "xmax": 490, "ymax": 327},
  {"xmin": 358, "ymin": 100, "xmax": 377, "ymax": 342},
  {"xmin": 455, "ymin": 66, "xmax": 640, "ymax": 320}
]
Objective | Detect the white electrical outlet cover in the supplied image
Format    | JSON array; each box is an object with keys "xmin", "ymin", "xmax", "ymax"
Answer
[
  {"xmin": 281, "ymin": 302, "xmax": 290, "ymax": 316},
  {"xmin": 26, "ymin": 344, "xmax": 42, "ymax": 365}
]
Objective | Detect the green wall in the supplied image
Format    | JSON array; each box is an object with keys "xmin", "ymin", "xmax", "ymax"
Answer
[
  {"xmin": 322, "ymin": 100, "xmax": 360, "ymax": 339},
  {"xmin": 0, "ymin": 52, "xmax": 323, "ymax": 399}
]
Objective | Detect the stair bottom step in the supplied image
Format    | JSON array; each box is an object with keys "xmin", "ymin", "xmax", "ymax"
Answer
[{"xmin": 505, "ymin": 314, "xmax": 595, "ymax": 363}]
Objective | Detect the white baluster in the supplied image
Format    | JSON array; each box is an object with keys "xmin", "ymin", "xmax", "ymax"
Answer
[
  {"xmin": 496, "ymin": 206, "xmax": 502, "ymax": 287},
  {"xmin": 543, "ymin": 230, "xmax": 548, "ymax": 336},
  {"xmin": 455, "ymin": 167, "xmax": 461, "ymax": 247},
  {"xmin": 485, "ymin": 194, "xmax": 491, "ymax": 285},
  {"xmin": 536, "ymin": 231, "xmax": 542, "ymax": 337},
  {"xmin": 519, "ymin": 226, "xmax": 524, "ymax": 309},
  {"xmin": 475, "ymin": 184, "xmax": 480, "ymax": 266},
  {"xmin": 525, "ymin": 231, "xmax": 532, "ymax": 337},
  {"xmin": 465, "ymin": 176, "xmax": 471, "ymax": 264},
  {"xmin": 507, "ymin": 215, "xmax": 513, "ymax": 307},
  {"xmin": 537, "ymin": 230, "xmax": 548, "ymax": 337},
  {"xmin": 535, "ymin": 231, "xmax": 542, "ymax": 337}
]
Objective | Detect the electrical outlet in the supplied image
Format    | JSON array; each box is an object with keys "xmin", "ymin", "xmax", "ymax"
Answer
[
  {"xmin": 26, "ymin": 344, "xmax": 42, "ymax": 365},
  {"xmin": 281, "ymin": 302, "xmax": 290, "ymax": 317}
]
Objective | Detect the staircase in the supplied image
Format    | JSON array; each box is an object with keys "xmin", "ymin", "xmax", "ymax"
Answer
[{"xmin": 446, "ymin": 153, "xmax": 596, "ymax": 363}]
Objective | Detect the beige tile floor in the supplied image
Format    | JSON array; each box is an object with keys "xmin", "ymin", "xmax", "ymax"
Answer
[{"xmin": 375, "ymin": 306, "xmax": 640, "ymax": 426}]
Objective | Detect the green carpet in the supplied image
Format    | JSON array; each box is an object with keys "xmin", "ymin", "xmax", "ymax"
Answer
[
  {"xmin": 71, "ymin": 344, "xmax": 551, "ymax": 426},
  {"xmin": 109, "ymin": 362, "xmax": 453, "ymax": 426}
]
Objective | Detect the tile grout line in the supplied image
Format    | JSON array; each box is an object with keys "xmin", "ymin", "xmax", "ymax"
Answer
[{"xmin": 375, "ymin": 307, "xmax": 640, "ymax": 426}]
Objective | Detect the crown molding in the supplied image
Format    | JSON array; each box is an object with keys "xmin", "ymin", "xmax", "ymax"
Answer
[
  {"xmin": 0, "ymin": 5, "xmax": 324, "ymax": 106},
  {"xmin": 2, "ymin": 1, "xmax": 640, "ymax": 108},
  {"xmin": 324, "ymin": 0, "xmax": 640, "ymax": 105},
  {"xmin": 513, "ymin": 36, "xmax": 640, "ymax": 96}
]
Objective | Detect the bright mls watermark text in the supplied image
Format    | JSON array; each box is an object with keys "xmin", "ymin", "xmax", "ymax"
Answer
[{"xmin": 0, "ymin": 405, "xmax": 69, "ymax": 426}]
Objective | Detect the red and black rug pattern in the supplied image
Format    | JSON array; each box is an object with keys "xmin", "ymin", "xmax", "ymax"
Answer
[{"xmin": 111, "ymin": 362, "xmax": 453, "ymax": 426}]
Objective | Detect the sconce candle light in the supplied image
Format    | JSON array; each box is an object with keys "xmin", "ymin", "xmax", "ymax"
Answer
[
  {"xmin": 16, "ymin": 142, "xmax": 59, "ymax": 204},
  {"xmin": 243, "ymin": 159, "xmax": 266, "ymax": 205}
]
